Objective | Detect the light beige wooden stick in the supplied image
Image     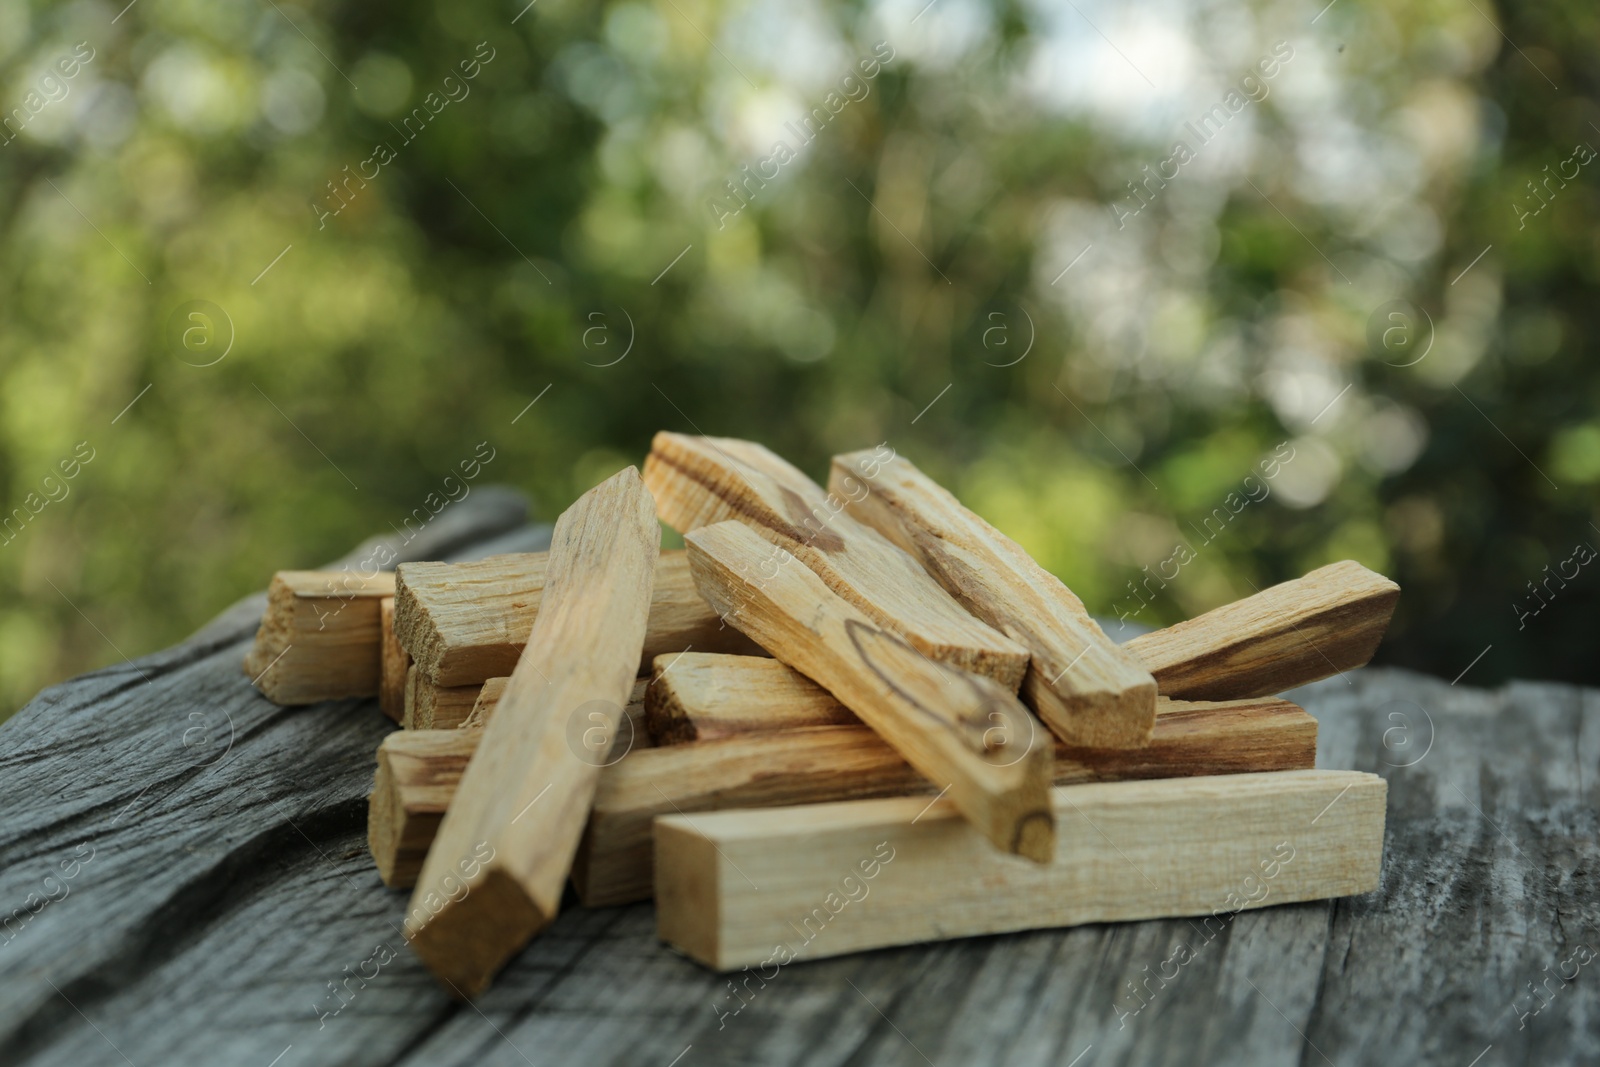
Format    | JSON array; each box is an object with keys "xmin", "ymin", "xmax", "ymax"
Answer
[
  {"xmin": 394, "ymin": 549, "xmax": 761, "ymax": 687},
  {"xmin": 1123, "ymin": 560, "xmax": 1400, "ymax": 700},
  {"xmin": 394, "ymin": 552, "xmax": 546, "ymax": 686},
  {"xmin": 402, "ymin": 668, "xmax": 483, "ymax": 731},
  {"xmin": 379, "ymin": 597, "xmax": 409, "ymax": 723},
  {"xmin": 656, "ymin": 769, "xmax": 1387, "ymax": 970},
  {"xmin": 244, "ymin": 571, "xmax": 394, "ymax": 704},
  {"xmin": 371, "ymin": 695, "xmax": 1316, "ymax": 897},
  {"xmin": 644, "ymin": 432, "xmax": 1029, "ymax": 689},
  {"xmin": 830, "ymin": 450, "xmax": 1157, "ymax": 748},
  {"xmin": 370, "ymin": 700, "xmax": 652, "ymax": 887},
  {"xmin": 685, "ymin": 520, "xmax": 1055, "ymax": 862},
  {"xmin": 644, "ymin": 653, "xmax": 858, "ymax": 744},
  {"xmin": 371, "ymin": 729, "xmax": 474, "ymax": 888},
  {"xmin": 405, "ymin": 466, "xmax": 660, "ymax": 996}
]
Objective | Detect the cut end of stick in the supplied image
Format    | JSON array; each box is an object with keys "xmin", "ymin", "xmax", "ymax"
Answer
[
  {"xmin": 1012, "ymin": 809, "xmax": 1056, "ymax": 864},
  {"xmin": 368, "ymin": 763, "xmax": 404, "ymax": 886},
  {"xmin": 1025, "ymin": 671, "xmax": 1158, "ymax": 749},
  {"xmin": 405, "ymin": 867, "xmax": 553, "ymax": 998},
  {"xmin": 653, "ymin": 818, "xmax": 723, "ymax": 967},
  {"xmin": 379, "ymin": 596, "xmax": 408, "ymax": 723}
]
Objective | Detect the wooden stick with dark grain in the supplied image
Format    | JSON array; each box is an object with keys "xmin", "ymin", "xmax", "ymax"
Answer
[
  {"xmin": 643, "ymin": 432, "xmax": 1030, "ymax": 689},
  {"xmin": 685, "ymin": 520, "xmax": 1055, "ymax": 862},
  {"xmin": 831, "ymin": 449, "xmax": 1157, "ymax": 748},
  {"xmin": 1123, "ymin": 560, "xmax": 1400, "ymax": 701}
]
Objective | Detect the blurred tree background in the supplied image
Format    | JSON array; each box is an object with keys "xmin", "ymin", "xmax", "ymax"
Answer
[{"xmin": 0, "ymin": 0, "xmax": 1595, "ymax": 719}]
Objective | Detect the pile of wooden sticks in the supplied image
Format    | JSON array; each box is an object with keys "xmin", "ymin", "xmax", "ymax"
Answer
[{"xmin": 246, "ymin": 432, "xmax": 1398, "ymax": 997}]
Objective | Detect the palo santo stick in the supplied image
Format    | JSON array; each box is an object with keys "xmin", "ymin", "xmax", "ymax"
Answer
[
  {"xmin": 405, "ymin": 467, "xmax": 659, "ymax": 996},
  {"xmin": 644, "ymin": 653, "xmax": 858, "ymax": 744},
  {"xmin": 1123, "ymin": 560, "xmax": 1400, "ymax": 701},
  {"xmin": 685, "ymin": 520, "xmax": 1055, "ymax": 862},
  {"xmin": 831, "ymin": 450, "xmax": 1157, "ymax": 748},
  {"xmin": 244, "ymin": 571, "xmax": 394, "ymax": 704},
  {"xmin": 371, "ymin": 699, "xmax": 652, "ymax": 887},
  {"xmin": 644, "ymin": 432, "xmax": 1029, "ymax": 689},
  {"xmin": 402, "ymin": 668, "xmax": 483, "ymax": 731},
  {"xmin": 379, "ymin": 597, "xmax": 409, "ymax": 723},
  {"xmin": 394, "ymin": 549, "xmax": 760, "ymax": 687},
  {"xmin": 656, "ymin": 769, "xmax": 1386, "ymax": 970},
  {"xmin": 371, "ymin": 729, "xmax": 475, "ymax": 888},
  {"xmin": 373, "ymin": 696, "xmax": 1316, "ymax": 897}
]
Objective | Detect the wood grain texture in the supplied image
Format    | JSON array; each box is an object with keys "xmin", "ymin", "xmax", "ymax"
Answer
[
  {"xmin": 831, "ymin": 449, "xmax": 1158, "ymax": 748},
  {"xmin": 405, "ymin": 467, "xmax": 660, "ymax": 996},
  {"xmin": 643, "ymin": 652, "xmax": 859, "ymax": 743},
  {"xmin": 643, "ymin": 432, "xmax": 1030, "ymax": 689},
  {"xmin": 6, "ymin": 497, "xmax": 1597, "ymax": 1067},
  {"xmin": 244, "ymin": 570, "xmax": 395, "ymax": 704},
  {"xmin": 1123, "ymin": 560, "xmax": 1401, "ymax": 700},
  {"xmin": 374, "ymin": 695, "xmax": 1314, "ymax": 902},
  {"xmin": 379, "ymin": 597, "xmax": 408, "ymax": 723},
  {"xmin": 458, "ymin": 676, "xmax": 508, "ymax": 730},
  {"xmin": 394, "ymin": 551, "xmax": 548, "ymax": 686},
  {"xmin": 400, "ymin": 669, "xmax": 481, "ymax": 731},
  {"xmin": 394, "ymin": 549, "xmax": 760, "ymax": 687},
  {"xmin": 686, "ymin": 520, "xmax": 1056, "ymax": 862},
  {"xmin": 656, "ymin": 769, "xmax": 1387, "ymax": 970}
]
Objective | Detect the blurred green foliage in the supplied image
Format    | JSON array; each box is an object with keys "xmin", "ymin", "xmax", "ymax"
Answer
[{"xmin": 0, "ymin": 0, "xmax": 1596, "ymax": 718}]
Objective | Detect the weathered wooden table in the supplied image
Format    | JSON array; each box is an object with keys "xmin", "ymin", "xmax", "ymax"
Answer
[{"xmin": 2, "ymin": 492, "xmax": 1595, "ymax": 1066}]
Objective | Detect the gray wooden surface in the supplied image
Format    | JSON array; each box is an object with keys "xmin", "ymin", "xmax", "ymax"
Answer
[{"xmin": 1, "ymin": 494, "xmax": 1594, "ymax": 1067}]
